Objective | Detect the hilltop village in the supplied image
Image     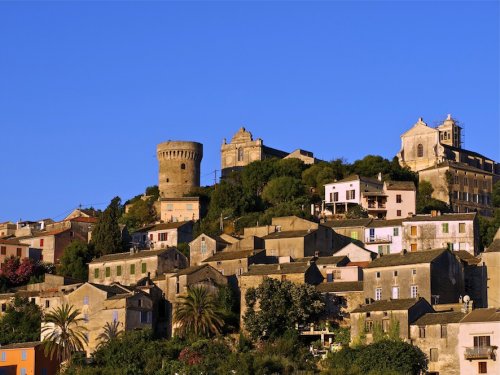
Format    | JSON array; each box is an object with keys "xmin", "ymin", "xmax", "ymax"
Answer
[{"xmin": 1, "ymin": 115, "xmax": 500, "ymax": 375}]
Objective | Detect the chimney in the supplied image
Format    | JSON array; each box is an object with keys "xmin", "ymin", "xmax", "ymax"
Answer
[{"xmin": 377, "ymin": 172, "xmax": 382, "ymax": 181}]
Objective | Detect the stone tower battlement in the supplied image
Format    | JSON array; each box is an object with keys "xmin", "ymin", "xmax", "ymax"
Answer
[{"xmin": 157, "ymin": 141, "xmax": 203, "ymax": 198}]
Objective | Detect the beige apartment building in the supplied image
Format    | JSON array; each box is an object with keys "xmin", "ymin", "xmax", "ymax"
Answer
[
  {"xmin": 159, "ymin": 197, "xmax": 201, "ymax": 223},
  {"xmin": 131, "ymin": 221, "xmax": 193, "ymax": 250},
  {"xmin": 88, "ymin": 248, "xmax": 188, "ymax": 286},
  {"xmin": 0, "ymin": 238, "xmax": 41, "ymax": 264},
  {"xmin": 402, "ymin": 212, "xmax": 479, "ymax": 255},
  {"xmin": 189, "ymin": 233, "xmax": 230, "ymax": 266},
  {"xmin": 397, "ymin": 115, "xmax": 499, "ymax": 216}
]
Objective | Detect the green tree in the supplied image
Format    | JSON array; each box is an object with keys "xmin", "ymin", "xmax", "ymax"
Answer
[
  {"xmin": 120, "ymin": 198, "xmax": 157, "ymax": 233},
  {"xmin": 416, "ymin": 180, "xmax": 450, "ymax": 214},
  {"xmin": 261, "ymin": 176, "xmax": 305, "ymax": 205},
  {"xmin": 493, "ymin": 181, "xmax": 500, "ymax": 208},
  {"xmin": 58, "ymin": 241, "xmax": 95, "ymax": 281},
  {"xmin": 42, "ymin": 304, "xmax": 88, "ymax": 363},
  {"xmin": 0, "ymin": 297, "xmax": 42, "ymax": 345},
  {"xmin": 91, "ymin": 197, "xmax": 125, "ymax": 255},
  {"xmin": 346, "ymin": 204, "xmax": 368, "ymax": 219},
  {"xmin": 96, "ymin": 321, "xmax": 123, "ymax": 348},
  {"xmin": 274, "ymin": 158, "xmax": 306, "ymax": 179},
  {"xmin": 479, "ymin": 210, "xmax": 500, "ymax": 250},
  {"xmin": 349, "ymin": 155, "xmax": 392, "ymax": 178},
  {"xmin": 243, "ymin": 278, "xmax": 324, "ymax": 340},
  {"xmin": 174, "ymin": 285, "xmax": 224, "ymax": 340}
]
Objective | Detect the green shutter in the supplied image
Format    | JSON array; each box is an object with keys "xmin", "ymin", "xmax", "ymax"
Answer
[
  {"xmin": 142, "ymin": 263, "xmax": 147, "ymax": 274},
  {"xmin": 105, "ymin": 267, "xmax": 110, "ymax": 277},
  {"xmin": 130, "ymin": 264, "xmax": 135, "ymax": 275},
  {"xmin": 94, "ymin": 269, "xmax": 99, "ymax": 279},
  {"xmin": 117, "ymin": 266, "xmax": 122, "ymax": 276}
]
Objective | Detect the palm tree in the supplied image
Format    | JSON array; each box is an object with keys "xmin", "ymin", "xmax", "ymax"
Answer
[
  {"xmin": 41, "ymin": 303, "xmax": 88, "ymax": 363},
  {"xmin": 96, "ymin": 321, "xmax": 123, "ymax": 348},
  {"xmin": 174, "ymin": 285, "xmax": 224, "ymax": 339}
]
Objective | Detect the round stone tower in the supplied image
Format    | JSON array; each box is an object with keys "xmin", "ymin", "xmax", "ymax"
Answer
[{"xmin": 157, "ymin": 141, "xmax": 203, "ymax": 198}]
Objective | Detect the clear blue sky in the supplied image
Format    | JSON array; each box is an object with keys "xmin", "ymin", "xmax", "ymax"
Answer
[{"xmin": 0, "ymin": 1, "xmax": 498, "ymax": 222}]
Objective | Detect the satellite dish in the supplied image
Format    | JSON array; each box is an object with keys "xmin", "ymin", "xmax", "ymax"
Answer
[{"xmin": 463, "ymin": 295, "xmax": 470, "ymax": 303}]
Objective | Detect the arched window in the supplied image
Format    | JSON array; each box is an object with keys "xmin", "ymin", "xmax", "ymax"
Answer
[
  {"xmin": 417, "ymin": 144, "xmax": 424, "ymax": 157},
  {"xmin": 237, "ymin": 147, "xmax": 244, "ymax": 162},
  {"xmin": 180, "ymin": 163, "xmax": 186, "ymax": 170}
]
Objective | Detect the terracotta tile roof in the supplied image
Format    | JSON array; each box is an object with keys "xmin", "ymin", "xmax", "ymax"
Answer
[
  {"xmin": 327, "ymin": 174, "xmax": 382, "ymax": 185},
  {"xmin": 203, "ymin": 249, "xmax": 265, "ymax": 262},
  {"xmin": 33, "ymin": 228, "xmax": 71, "ymax": 237},
  {"xmin": 89, "ymin": 248, "xmax": 174, "ymax": 264},
  {"xmin": 316, "ymin": 281, "xmax": 363, "ymax": 293},
  {"xmin": 69, "ymin": 217, "xmax": 98, "ymax": 223},
  {"xmin": 315, "ymin": 256, "xmax": 349, "ymax": 266},
  {"xmin": 404, "ymin": 213, "xmax": 476, "ymax": 222},
  {"xmin": 352, "ymin": 298, "xmax": 423, "ymax": 313},
  {"xmin": 262, "ymin": 230, "xmax": 314, "ymax": 239},
  {"xmin": 0, "ymin": 238, "xmax": 29, "ymax": 246},
  {"xmin": 323, "ymin": 218, "xmax": 373, "ymax": 228},
  {"xmin": 384, "ymin": 181, "xmax": 416, "ymax": 191},
  {"xmin": 366, "ymin": 249, "xmax": 447, "ymax": 268},
  {"xmin": 460, "ymin": 308, "xmax": 500, "ymax": 323},
  {"xmin": 243, "ymin": 262, "xmax": 311, "ymax": 276},
  {"xmin": 412, "ymin": 311, "xmax": 465, "ymax": 326},
  {"xmin": 347, "ymin": 261, "xmax": 371, "ymax": 268},
  {"xmin": 0, "ymin": 341, "xmax": 42, "ymax": 349},
  {"xmin": 160, "ymin": 197, "xmax": 200, "ymax": 202}
]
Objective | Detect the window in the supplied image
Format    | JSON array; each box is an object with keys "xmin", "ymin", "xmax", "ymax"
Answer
[
  {"xmin": 166, "ymin": 204, "xmax": 173, "ymax": 211},
  {"xmin": 140, "ymin": 311, "xmax": 150, "ymax": 324},
  {"xmin": 393, "ymin": 227, "xmax": 399, "ymax": 236},
  {"xmin": 16, "ymin": 248, "xmax": 22, "ymax": 257},
  {"xmin": 464, "ymin": 177, "xmax": 468, "ymax": 186},
  {"xmin": 201, "ymin": 238, "xmax": 207, "ymax": 254},
  {"xmin": 176, "ymin": 280, "xmax": 180, "ymax": 294},
  {"xmin": 365, "ymin": 321, "xmax": 373, "ymax": 333},
  {"xmin": 138, "ymin": 299, "xmax": 142, "ymax": 307},
  {"xmin": 186, "ymin": 204, "xmax": 193, "ymax": 211},
  {"xmin": 83, "ymin": 296, "xmax": 89, "ymax": 305},
  {"xmin": 419, "ymin": 326, "xmax": 426, "ymax": 338},
  {"xmin": 376, "ymin": 272, "xmax": 381, "ymax": 278},
  {"xmin": 346, "ymin": 190, "xmax": 355, "ymax": 200},
  {"xmin": 410, "ymin": 285, "xmax": 418, "ymax": 298},
  {"xmin": 141, "ymin": 263, "xmax": 147, "ymax": 273},
  {"xmin": 396, "ymin": 194, "xmax": 402, "ymax": 203},
  {"xmin": 45, "ymin": 300, "xmax": 50, "ymax": 308},
  {"xmin": 478, "ymin": 362, "xmax": 487, "ymax": 374},
  {"xmin": 459, "ymin": 223, "xmax": 466, "ymax": 233},
  {"xmin": 41, "ymin": 369, "xmax": 47, "ymax": 375},
  {"xmin": 21, "ymin": 350, "xmax": 27, "ymax": 361},
  {"xmin": 333, "ymin": 192, "xmax": 339, "ymax": 202},
  {"xmin": 350, "ymin": 231, "xmax": 358, "ymax": 240},
  {"xmin": 117, "ymin": 266, "xmax": 122, "ymax": 276},
  {"xmin": 158, "ymin": 232, "xmax": 168, "ymax": 241},
  {"xmin": 130, "ymin": 264, "xmax": 135, "ymax": 275},
  {"xmin": 0, "ymin": 352, "xmax": 5, "ymax": 361},
  {"xmin": 113, "ymin": 311, "xmax": 118, "ymax": 322},
  {"xmin": 40, "ymin": 238, "xmax": 44, "ymax": 247},
  {"xmin": 391, "ymin": 286, "xmax": 399, "ymax": 299},
  {"xmin": 375, "ymin": 288, "xmax": 382, "ymax": 301},
  {"xmin": 0, "ymin": 246, "xmax": 5, "ymax": 255},
  {"xmin": 20, "ymin": 369, "xmax": 26, "ymax": 375},
  {"xmin": 474, "ymin": 336, "xmax": 491, "ymax": 347},
  {"xmin": 410, "ymin": 243, "xmax": 417, "ymax": 252},
  {"xmin": 378, "ymin": 245, "xmax": 383, "ymax": 255},
  {"xmin": 459, "ymin": 242, "xmax": 466, "ymax": 250},
  {"xmin": 327, "ymin": 273, "xmax": 333, "ymax": 282},
  {"xmin": 440, "ymin": 325, "xmax": 447, "ymax": 338},
  {"xmin": 410, "ymin": 226, "xmax": 417, "ymax": 236},
  {"xmin": 94, "ymin": 269, "xmax": 99, "ymax": 279},
  {"xmin": 180, "ymin": 163, "xmax": 186, "ymax": 170},
  {"xmin": 237, "ymin": 147, "xmax": 244, "ymax": 161},
  {"xmin": 105, "ymin": 267, "xmax": 111, "ymax": 277},
  {"xmin": 442, "ymin": 223, "xmax": 449, "ymax": 233},
  {"xmin": 396, "ymin": 210, "xmax": 401, "ymax": 217},
  {"xmin": 1, "ymin": 303, "xmax": 6, "ymax": 312},
  {"xmin": 393, "ymin": 271, "xmax": 398, "ymax": 277},
  {"xmin": 412, "ymin": 269, "xmax": 417, "ymax": 276},
  {"xmin": 430, "ymin": 348, "xmax": 438, "ymax": 362},
  {"xmin": 417, "ymin": 144, "xmax": 423, "ymax": 157}
]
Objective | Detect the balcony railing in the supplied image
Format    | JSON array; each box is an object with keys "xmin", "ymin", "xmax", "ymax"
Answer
[
  {"xmin": 464, "ymin": 346, "xmax": 497, "ymax": 360},
  {"xmin": 365, "ymin": 235, "xmax": 392, "ymax": 243}
]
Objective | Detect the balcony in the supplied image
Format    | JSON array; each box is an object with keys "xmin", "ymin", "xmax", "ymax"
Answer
[
  {"xmin": 367, "ymin": 202, "xmax": 386, "ymax": 210},
  {"xmin": 464, "ymin": 346, "xmax": 497, "ymax": 360},
  {"xmin": 365, "ymin": 235, "xmax": 393, "ymax": 244}
]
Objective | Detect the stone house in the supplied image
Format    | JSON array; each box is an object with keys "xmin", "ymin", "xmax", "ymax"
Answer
[
  {"xmin": 0, "ymin": 238, "xmax": 41, "ymax": 264},
  {"xmin": 481, "ymin": 228, "xmax": 500, "ymax": 308},
  {"xmin": 189, "ymin": 233, "xmax": 229, "ymax": 267},
  {"xmin": 363, "ymin": 248, "xmax": 464, "ymax": 305},
  {"xmin": 159, "ymin": 197, "xmax": 202, "ymax": 223},
  {"xmin": 314, "ymin": 256, "xmax": 362, "ymax": 282},
  {"xmin": 333, "ymin": 242, "xmax": 377, "ymax": 263},
  {"xmin": 131, "ymin": 221, "xmax": 193, "ymax": 250},
  {"xmin": 202, "ymin": 248, "xmax": 268, "ymax": 279},
  {"xmin": 350, "ymin": 298, "xmax": 434, "ymax": 344},
  {"xmin": 0, "ymin": 221, "xmax": 17, "ymax": 238},
  {"xmin": 88, "ymin": 248, "xmax": 187, "ymax": 286},
  {"xmin": 402, "ymin": 212, "xmax": 479, "ymax": 255},
  {"xmin": 43, "ymin": 282, "xmax": 154, "ymax": 356},
  {"xmin": 364, "ymin": 218, "xmax": 404, "ymax": 255},
  {"xmin": 316, "ymin": 281, "xmax": 364, "ymax": 324},
  {"xmin": 322, "ymin": 218, "xmax": 373, "ymax": 246},
  {"xmin": 410, "ymin": 310, "xmax": 465, "ymax": 375},
  {"xmin": 458, "ymin": 308, "xmax": 500, "ymax": 375},
  {"xmin": 239, "ymin": 261, "xmax": 324, "ymax": 325}
]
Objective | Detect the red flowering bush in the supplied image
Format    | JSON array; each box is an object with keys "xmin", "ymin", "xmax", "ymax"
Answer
[
  {"xmin": 178, "ymin": 347, "xmax": 203, "ymax": 366},
  {"xmin": 0, "ymin": 257, "xmax": 36, "ymax": 285}
]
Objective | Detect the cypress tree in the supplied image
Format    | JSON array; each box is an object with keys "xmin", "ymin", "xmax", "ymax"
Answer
[{"xmin": 91, "ymin": 197, "xmax": 124, "ymax": 255}]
